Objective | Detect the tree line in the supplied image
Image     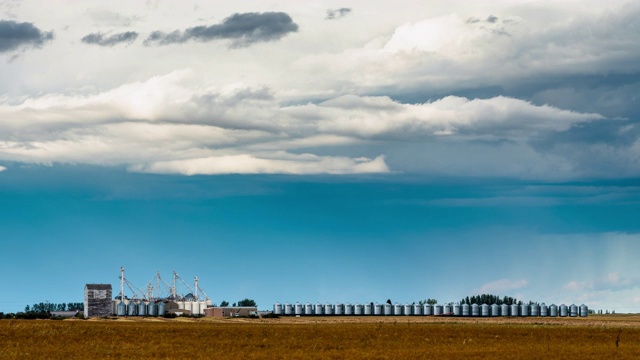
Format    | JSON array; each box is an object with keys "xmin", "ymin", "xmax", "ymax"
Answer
[
  {"xmin": 460, "ymin": 294, "xmax": 527, "ymax": 306},
  {"xmin": 25, "ymin": 302, "xmax": 84, "ymax": 312},
  {"xmin": 218, "ymin": 298, "xmax": 257, "ymax": 307}
]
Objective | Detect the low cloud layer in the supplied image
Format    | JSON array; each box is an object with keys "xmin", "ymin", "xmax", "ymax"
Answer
[
  {"xmin": 0, "ymin": 20, "xmax": 53, "ymax": 53},
  {"xmin": 81, "ymin": 31, "xmax": 138, "ymax": 46},
  {"xmin": 0, "ymin": 70, "xmax": 622, "ymax": 177},
  {"xmin": 144, "ymin": 12, "xmax": 298, "ymax": 48}
]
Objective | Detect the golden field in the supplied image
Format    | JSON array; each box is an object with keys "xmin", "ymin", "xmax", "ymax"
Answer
[{"xmin": 1, "ymin": 315, "xmax": 639, "ymax": 359}]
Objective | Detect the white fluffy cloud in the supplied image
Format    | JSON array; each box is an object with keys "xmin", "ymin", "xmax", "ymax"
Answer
[{"xmin": 0, "ymin": 70, "xmax": 608, "ymax": 175}]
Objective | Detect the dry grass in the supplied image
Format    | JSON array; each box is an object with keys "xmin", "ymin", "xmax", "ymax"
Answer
[{"xmin": 1, "ymin": 316, "xmax": 639, "ymax": 359}]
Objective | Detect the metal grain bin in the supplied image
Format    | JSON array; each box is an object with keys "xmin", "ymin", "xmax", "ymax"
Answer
[
  {"xmin": 383, "ymin": 303, "xmax": 392, "ymax": 315},
  {"xmin": 192, "ymin": 301, "xmax": 201, "ymax": 316},
  {"xmin": 365, "ymin": 303, "xmax": 373, "ymax": 315},
  {"xmin": 274, "ymin": 303, "xmax": 283, "ymax": 315},
  {"xmin": 157, "ymin": 301, "xmax": 166, "ymax": 316},
  {"xmin": 335, "ymin": 303, "xmax": 344, "ymax": 316},
  {"xmin": 305, "ymin": 303, "xmax": 313, "ymax": 315},
  {"xmin": 453, "ymin": 304, "xmax": 461, "ymax": 316},
  {"xmin": 569, "ymin": 304, "xmax": 578, "ymax": 317},
  {"xmin": 510, "ymin": 304, "xmax": 519, "ymax": 317},
  {"xmin": 471, "ymin": 303, "xmax": 480, "ymax": 317},
  {"xmin": 491, "ymin": 304, "xmax": 500, "ymax": 316},
  {"xmin": 284, "ymin": 303, "xmax": 293, "ymax": 316},
  {"xmin": 462, "ymin": 303, "xmax": 470, "ymax": 316},
  {"xmin": 315, "ymin": 303, "xmax": 323, "ymax": 315},
  {"xmin": 393, "ymin": 303, "xmax": 402, "ymax": 315},
  {"xmin": 117, "ymin": 302, "xmax": 126, "ymax": 316},
  {"xmin": 549, "ymin": 304, "xmax": 558, "ymax": 317},
  {"xmin": 148, "ymin": 302, "xmax": 157, "ymax": 316},
  {"xmin": 530, "ymin": 304, "xmax": 539, "ymax": 317},
  {"xmin": 324, "ymin": 303, "xmax": 333, "ymax": 315},
  {"xmin": 127, "ymin": 302, "xmax": 137, "ymax": 316},
  {"xmin": 443, "ymin": 304, "xmax": 451, "ymax": 315},
  {"xmin": 413, "ymin": 304, "xmax": 422, "ymax": 316},
  {"xmin": 374, "ymin": 303, "xmax": 382, "ymax": 316},
  {"xmin": 540, "ymin": 303, "xmax": 548, "ymax": 317},
  {"xmin": 481, "ymin": 304, "xmax": 490, "ymax": 317},
  {"xmin": 559, "ymin": 304, "xmax": 568, "ymax": 317},
  {"xmin": 403, "ymin": 304, "xmax": 412, "ymax": 316},
  {"xmin": 520, "ymin": 304, "xmax": 529, "ymax": 317},
  {"xmin": 354, "ymin": 303, "xmax": 363, "ymax": 315},
  {"xmin": 344, "ymin": 303, "xmax": 353, "ymax": 315},
  {"xmin": 433, "ymin": 305, "xmax": 443, "ymax": 316},
  {"xmin": 138, "ymin": 302, "xmax": 148, "ymax": 316},
  {"xmin": 579, "ymin": 304, "xmax": 588, "ymax": 317},
  {"xmin": 183, "ymin": 301, "xmax": 193, "ymax": 313},
  {"xmin": 294, "ymin": 303, "xmax": 303, "ymax": 316},
  {"xmin": 423, "ymin": 304, "xmax": 433, "ymax": 316},
  {"xmin": 501, "ymin": 304, "xmax": 509, "ymax": 317}
]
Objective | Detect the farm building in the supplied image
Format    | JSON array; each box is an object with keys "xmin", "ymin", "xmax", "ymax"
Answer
[
  {"xmin": 204, "ymin": 306, "xmax": 258, "ymax": 318},
  {"xmin": 84, "ymin": 284, "xmax": 112, "ymax": 318}
]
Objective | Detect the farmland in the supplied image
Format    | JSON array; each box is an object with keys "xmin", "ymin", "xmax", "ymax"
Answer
[{"xmin": 1, "ymin": 315, "xmax": 639, "ymax": 359}]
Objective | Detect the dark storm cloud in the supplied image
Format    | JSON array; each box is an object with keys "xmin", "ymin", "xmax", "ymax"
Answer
[
  {"xmin": 144, "ymin": 12, "xmax": 298, "ymax": 48},
  {"xmin": 325, "ymin": 8, "xmax": 352, "ymax": 20},
  {"xmin": 81, "ymin": 31, "xmax": 139, "ymax": 46},
  {"xmin": 0, "ymin": 20, "xmax": 53, "ymax": 53}
]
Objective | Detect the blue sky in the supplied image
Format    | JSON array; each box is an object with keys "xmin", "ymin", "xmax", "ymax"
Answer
[{"xmin": 1, "ymin": 0, "xmax": 640, "ymax": 313}]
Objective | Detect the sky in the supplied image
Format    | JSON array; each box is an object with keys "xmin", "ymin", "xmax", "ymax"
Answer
[{"xmin": 0, "ymin": 0, "xmax": 639, "ymax": 313}]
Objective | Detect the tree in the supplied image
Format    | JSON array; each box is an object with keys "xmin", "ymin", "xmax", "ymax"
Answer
[
  {"xmin": 220, "ymin": 300, "xmax": 229, "ymax": 307},
  {"xmin": 386, "ymin": 299, "xmax": 392, "ymax": 305},
  {"xmin": 426, "ymin": 299, "xmax": 438, "ymax": 305},
  {"xmin": 24, "ymin": 305, "xmax": 30, "ymax": 312},
  {"xmin": 237, "ymin": 298, "xmax": 257, "ymax": 307}
]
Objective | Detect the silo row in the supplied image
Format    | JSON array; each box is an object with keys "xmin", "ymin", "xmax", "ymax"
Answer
[
  {"xmin": 113, "ymin": 299, "xmax": 209, "ymax": 316},
  {"xmin": 273, "ymin": 302, "xmax": 588, "ymax": 317}
]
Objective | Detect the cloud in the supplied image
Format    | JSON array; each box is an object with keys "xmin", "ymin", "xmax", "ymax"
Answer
[
  {"xmin": 130, "ymin": 154, "xmax": 388, "ymax": 175},
  {"xmin": 87, "ymin": 8, "xmax": 141, "ymax": 27},
  {"xmin": 0, "ymin": 165, "xmax": 5, "ymax": 172},
  {"xmin": 144, "ymin": 12, "xmax": 298, "ymax": 48},
  {"xmin": 81, "ymin": 31, "xmax": 138, "ymax": 46},
  {"xmin": 0, "ymin": 20, "xmax": 53, "ymax": 53},
  {"xmin": 564, "ymin": 273, "xmax": 640, "ymax": 293},
  {"xmin": 472, "ymin": 279, "xmax": 529, "ymax": 294},
  {"xmin": 326, "ymin": 8, "xmax": 352, "ymax": 20},
  {"xmin": 0, "ymin": 71, "xmax": 624, "ymax": 178}
]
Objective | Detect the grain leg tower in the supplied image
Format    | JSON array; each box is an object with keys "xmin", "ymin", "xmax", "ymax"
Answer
[{"xmin": 84, "ymin": 284, "xmax": 113, "ymax": 317}]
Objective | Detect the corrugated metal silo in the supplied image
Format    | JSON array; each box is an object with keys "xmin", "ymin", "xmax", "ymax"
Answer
[
  {"xmin": 500, "ymin": 304, "xmax": 509, "ymax": 317},
  {"xmin": 157, "ymin": 301, "xmax": 166, "ymax": 316},
  {"xmin": 414, "ymin": 304, "xmax": 422, "ymax": 316},
  {"xmin": 274, "ymin": 303, "xmax": 283, "ymax": 315},
  {"xmin": 177, "ymin": 301, "xmax": 185, "ymax": 310},
  {"xmin": 200, "ymin": 301, "xmax": 207, "ymax": 314},
  {"xmin": 127, "ymin": 302, "xmax": 137, "ymax": 316},
  {"xmin": 491, "ymin": 304, "xmax": 499, "ymax": 316},
  {"xmin": 569, "ymin": 304, "xmax": 578, "ymax": 317},
  {"xmin": 184, "ymin": 301, "xmax": 193, "ymax": 313},
  {"xmin": 324, "ymin": 303, "xmax": 333, "ymax": 315},
  {"xmin": 530, "ymin": 304, "xmax": 539, "ymax": 317},
  {"xmin": 579, "ymin": 304, "xmax": 588, "ymax": 317},
  {"xmin": 520, "ymin": 304, "xmax": 529, "ymax": 317},
  {"xmin": 344, "ymin": 303, "xmax": 353, "ymax": 315},
  {"xmin": 443, "ymin": 304, "xmax": 451, "ymax": 315},
  {"xmin": 393, "ymin": 303, "xmax": 402, "ymax": 315},
  {"xmin": 148, "ymin": 302, "xmax": 157, "ymax": 316},
  {"xmin": 510, "ymin": 304, "xmax": 519, "ymax": 317},
  {"xmin": 284, "ymin": 303, "xmax": 293, "ymax": 315},
  {"xmin": 294, "ymin": 303, "xmax": 303, "ymax": 316},
  {"xmin": 559, "ymin": 304, "xmax": 568, "ymax": 317},
  {"xmin": 354, "ymin": 303, "xmax": 363, "ymax": 315},
  {"xmin": 423, "ymin": 304, "xmax": 433, "ymax": 316},
  {"xmin": 384, "ymin": 303, "xmax": 392, "ymax": 316},
  {"xmin": 117, "ymin": 302, "xmax": 126, "ymax": 316},
  {"xmin": 192, "ymin": 301, "xmax": 201, "ymax": 316},
  {"xmin": 364, "ymin": 303, "xmax": 372, "ymax": 315},
  {"xmin": 374, "ymin": 303, "xmax": 382, "ymax": 315},
  {"xmin": 315, "ymin": 303, "xmax": 323, "ymax": 315},
  {"xmin": 453, "ymin": 304, "xmax": 461, "ymax": 316},
  {"xmin": 404, "ymin": 304, "xmax": 412, "ymax": 316},
  {"xmin": 462, "ymin": 303, "xmax": 470, "ymax": 316},
  {"xmin": 305, "ymin": 303, "xmax": 313, "ymax": 315},
  {"xmin": 138, "ymin": 302, "xmax": 147, "ymax": 316},
  {"xmin": 335, "ymin": 303, "xmax": 344, "ymax": 315},
  {"xmin": 481, "ymin": 304, "xmax": 490, "ymax": 317},
  {"xmin": 471, "ymin": 303, "xmax": 480, "ymax": 317},
  {"xmin": 540, "ymin": 303, "xmax": 548, "ymax": 317},
  {"xmin": 433, "ymin": 305, "xmax": 443, "ymax": 316},
  {"xmin": 549, "ymin": 304, "xmax": 558, "ymax": 317}
]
